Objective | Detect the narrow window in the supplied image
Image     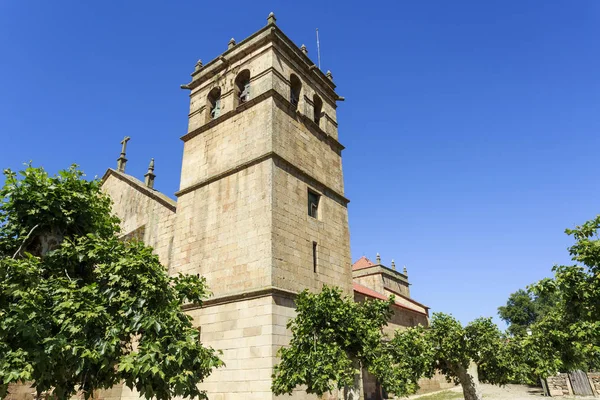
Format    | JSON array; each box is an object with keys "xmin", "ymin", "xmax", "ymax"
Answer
[
  {"xmin": 312, "ymin": 241, "xmax": 318, "ymax": 273},
  {"xmin": 290, "ymin": 74, "xmax": 302, "ymax": 109},
  {"xmin": 313, "ymin": 94, "xmax": 323, "ymax": 126},
  {"xmin": 308, "ymin": 189, "xmax": 320, "ymax": 219},
  {"xmin": 207, "ymin": 87, "xmax": 221, "ymax": 120},
  {"xmin": 235, "ymin": 69, "xmax": 251, "ymax": 107}
]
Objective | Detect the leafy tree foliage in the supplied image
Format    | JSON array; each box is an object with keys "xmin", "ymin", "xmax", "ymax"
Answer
[
  {"xmin": 498, "ymin": 289, "xmax": 557, "ymax": 337},
  {"xmin": 0, "ymin": 165, "xmax": 223, "ymax": 400},
  {"xmin": 272, "ymin": 286, "xmax": 519, "ymax": 400},
  {"xmin": 498, "ymin": 290, "xmax": 537, "ymax": 337},
  {"xmin": 393, "ymin": 313, "xmax": 522, "ymax": 400},
  {"xmin": 523, "ymin": 215, "xmax": 600, "ymax": 376},
  {"xmin": 271, "ymin": 286, "xmax": 416, "ymax": 398},
  {"xmin": 373, "ymin": 321, "xmax": 435, "ymax": 396}
]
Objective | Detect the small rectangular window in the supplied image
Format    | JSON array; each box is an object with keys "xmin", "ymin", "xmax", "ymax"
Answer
[
  {"xmin": 308, "ymin": 189, "xmax": 320, "ymax": 219},
  {"xmin": 312, "ymin": 241, "xmax": 318, "ymax": 273}
]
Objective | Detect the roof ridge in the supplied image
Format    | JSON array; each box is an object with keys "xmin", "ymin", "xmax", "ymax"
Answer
[{"xmin": 101, "ymin": 168, "xmax": 177, "ymax": 212}]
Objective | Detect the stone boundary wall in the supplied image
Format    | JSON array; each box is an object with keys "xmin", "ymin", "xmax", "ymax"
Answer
[
  {"xmin": 416, "ymin": 373, "xmax": 457, "ymax": 395},
  {"xmin": 546, "ymin": 373, "xmax": 572, "ymax": 397},
  {"xmin": 545, "ymin": 372, "xmax": 600, "ymax": 396},
  {"xmin": 588, "ymin": 372, "xmax": 600, "ymax": 396}
]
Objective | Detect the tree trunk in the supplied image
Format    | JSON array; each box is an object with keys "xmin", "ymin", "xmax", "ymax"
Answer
[
  {"xmin": 27, "ymin": 229, "xmax": 63, "ymax": 257},
  {"xmin": 455, "ymin": 362, "xmax": 482, "ymax": 400},
  {"xmin": 341, "ymin": 359, "xmax": 363, "ymax": 400}
]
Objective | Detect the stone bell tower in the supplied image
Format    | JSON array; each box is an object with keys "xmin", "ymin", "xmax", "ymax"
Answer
[{"xmin": 173, "ymin": 13, "xmax": 351, "ymax": 399}]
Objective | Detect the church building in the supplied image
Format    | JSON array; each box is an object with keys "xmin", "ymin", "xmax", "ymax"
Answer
[{"xmin": 98, "ymin": 13, "xmax": 437, "ymax": 400}]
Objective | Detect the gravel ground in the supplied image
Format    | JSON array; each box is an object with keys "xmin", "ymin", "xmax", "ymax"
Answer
[{"xmin": 407, "ymin": 383, "xmax": 597, "ymax": 399}]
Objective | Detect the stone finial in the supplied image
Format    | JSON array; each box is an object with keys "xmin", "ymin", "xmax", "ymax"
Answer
[
  {"xmin": 194, "ymin": 59, "xmax": 203, "ymax": 71},
  {"xmin": 116, "ymin": 136, "xmax": 131, "ymax": 173},
  {"xmin": 391, "ymin": 259, "xmax": 396, "ymax": 270},
  {"xmin": 144, "ymin": 158, "xmax": 156, "ymax": 189},
  {"xmin": 228, "ymin": 38, "xmax": 236, "ymax": 49},
  {"xmin": 326, "ymin": 70, "xmax": 333, "ymax": 81},
  {"xmin": 301, "ymin": 44, "xmax": 308, "ymax": 55},
  {"xmin": 267, "ymin": 12, "xmax": 276, "ymax": 25},
  {"xmin": 403, "ymin": 265, "xmax": 408, "ymax": 275},
  {"xmin": 376, "ymin": 253, "xmax": 381, "ymax": 264}
]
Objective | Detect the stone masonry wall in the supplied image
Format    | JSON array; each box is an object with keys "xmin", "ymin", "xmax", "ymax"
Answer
[
  {"xmin": 544, "ymin": 372, "xmax": 600, "ymax": 396},
  {"xmin": 416, "ymin": 373, "xmax": 457, "ymax": 395},
  {"xmin": 589, "ymin": 373, "xmax": 600, "ymax": 395},
  {"xmin": 171, "ymin": 160, "xmax": 273, "ymax": 297},
  {"xmin": 271, "ymin": 97, "xmax": 344, "ymax": 195},
  {"xmin": 271, "ymin": 159, "xmax": 352, "ymax": 295},
  {"xmin": 381, "ymin": 275, "xmax": 410, "ymax": 298},
  {"xmin": 183, "ymin": 293, "xmax": 319, "ymax": 400},
  {"xmin": 354, "ymin": 274, "xmax": 385, "ymax": 295},
  {"xmin": 186, "ymin": 296, "xmax": 275, "ymax": 400},
  {"xmin": 270, "ymin": 46, "xmax": 338, "ymax": 140},
  {"xmin": 180, "ymin": 97, "xmax": 274, "ymax": 191},
  {"xmin": 101, "ymin": 172, "xmax": 176, "ymax": 268},
  {"xmin": 546, "ymin": 373, "xmax": 572, "ymax": 397}
]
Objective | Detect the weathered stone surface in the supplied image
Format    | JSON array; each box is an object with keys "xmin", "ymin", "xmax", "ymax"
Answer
[
  {"xmin": 545, "ymin": 373, "xmax": 572, "ymax": 397},
  {"xmin": 101, "ymin": 170, "xmax": 176, "ymax": 270}
]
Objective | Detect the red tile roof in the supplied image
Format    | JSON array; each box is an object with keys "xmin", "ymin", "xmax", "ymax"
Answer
[
  {"xmin": 352, "ymin": 256, "xmax": 376, "ymax": 271},
  {"xmin": 352, "ymin": 282, "xmax": 427, "ymax": 315}
]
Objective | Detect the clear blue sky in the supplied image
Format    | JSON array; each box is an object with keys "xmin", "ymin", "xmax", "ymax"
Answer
[{"xmin": 1, "ymin": 1, "xmax": 599, "ymax": 326}]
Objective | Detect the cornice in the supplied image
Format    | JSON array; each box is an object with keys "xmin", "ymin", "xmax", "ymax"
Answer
[
  {"xmin": 174, "ymin": 151, "xmax": 350, "ymax": 206},
  {"xmin": 175, "ymin": 152, "xmax": 273, "ymax": 197},
  {"xmin": 182, "ymin": 286, "xmax": 297, "ymax": 311},
  {"xmin": 352, "ymin": 264, "xmax": 410, "ymax": 284}
]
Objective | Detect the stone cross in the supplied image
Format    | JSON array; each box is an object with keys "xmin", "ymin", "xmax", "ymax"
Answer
[
  {"xmin": 117, "ymin": 136, "xmax": 131, "ymax": 172},
  {"xmin": 120, "ymin": 136, "xmax": 130, "ymax": 154}
]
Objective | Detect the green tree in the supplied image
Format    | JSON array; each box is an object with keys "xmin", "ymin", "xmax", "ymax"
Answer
[
  {"xmin": 271, "ymin": 286, "xmax": 429, "ymax": 399},
  {"xmin": 498, "ymin": 289, "xmax": 557, "ymax": 337},
  {"xmin": 0, "ymin": 165, "xmax": 223, "ymax": 400},
  {"xmin": 498, "ymin": 289, "xmax": 538, "ymax": 336},
  {"xmin": 524, "ymin": 215, "xmax": 600, "ymax": 376},
  {"xmin": 392, "ymin": 313, "xmax": 522, "ymax": 400},
  {"xmin": 271, "ymin": 287, "xmax": 519, "ymax": 400}
]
